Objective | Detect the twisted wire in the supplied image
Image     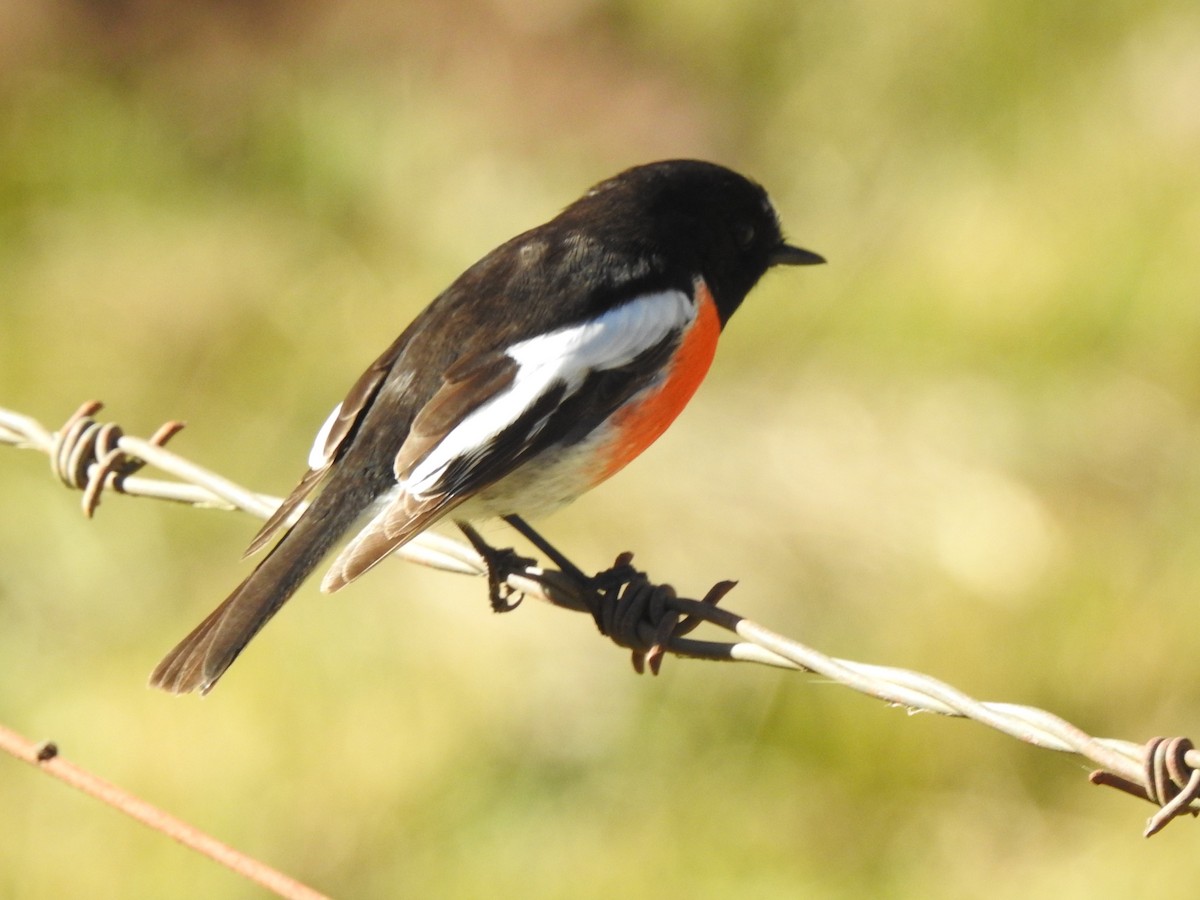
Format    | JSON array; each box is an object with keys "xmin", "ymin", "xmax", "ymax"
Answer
[{"xmin": 3, "ymin": 401, "xmax": 1198, "ymax": 835}]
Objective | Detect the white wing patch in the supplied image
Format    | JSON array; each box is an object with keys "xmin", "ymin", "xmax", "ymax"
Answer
[
  {"xmin": 307, "ymin": 401, "xmax": 343, "ymax": 469},
  {"xmin": 402, "ymin": 289, "xmax": 694, "ymax": 498}
]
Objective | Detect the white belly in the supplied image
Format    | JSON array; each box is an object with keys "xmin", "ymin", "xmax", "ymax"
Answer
[{"xmin": 459, "ymin": 421, "xmax": 618, "ymax": 520}]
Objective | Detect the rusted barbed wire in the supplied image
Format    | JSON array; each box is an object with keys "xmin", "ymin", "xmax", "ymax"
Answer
[
  {"xmin": 1, "ymin": 402, "xmax": 483, "ymax": 574},
  {"xmin": 3, "ymin": 401, "xmax": 1199, "ymax": 838}
]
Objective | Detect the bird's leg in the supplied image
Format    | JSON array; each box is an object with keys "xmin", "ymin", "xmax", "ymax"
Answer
[
  {"xmin": 501, "ymin": 515, "xmax": 589, "ymax": 584},
  {"xmin": 457, "ymin": 521, "xmax": 536, "ymax": 612},
  {"xmin": 459, "ymin": 515, "xmax": 643, "ymax": 618},
  {"xmin": 501, "ymin": 515, "xmax": 638, "ymax": 594}
]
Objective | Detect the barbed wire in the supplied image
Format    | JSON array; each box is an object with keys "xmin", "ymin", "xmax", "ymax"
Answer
[{"xmin": 3, "ymin": 401, "xmax": 1199, "ymax": 839}]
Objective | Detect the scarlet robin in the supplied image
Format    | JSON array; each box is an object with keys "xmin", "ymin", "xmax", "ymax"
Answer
[{"xmin": 151, "ymin": 159, "xmax": 824, "ymax": 694}]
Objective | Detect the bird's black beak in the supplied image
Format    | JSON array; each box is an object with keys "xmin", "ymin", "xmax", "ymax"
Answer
[{"xmin": 769, "ymin": 244, "xmax": 826, "ymax": 267}]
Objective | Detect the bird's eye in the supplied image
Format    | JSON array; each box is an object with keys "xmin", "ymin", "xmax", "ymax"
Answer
[{"xmin": 736, "ymin": 222, "xmax": 756, "ymax": 248}]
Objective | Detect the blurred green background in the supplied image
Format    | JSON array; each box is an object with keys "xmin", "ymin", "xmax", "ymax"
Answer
[{"xmin": 3, "ymin": 0, "xmax": 1200, "ymax": 896}]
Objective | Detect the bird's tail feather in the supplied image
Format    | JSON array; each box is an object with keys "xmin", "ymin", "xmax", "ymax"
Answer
[{"xmin": 150, "ymin": 488, "xmax": 368, "ymax": 695}]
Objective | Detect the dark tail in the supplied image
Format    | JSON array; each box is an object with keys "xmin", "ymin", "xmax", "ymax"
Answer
[{"xmin": 150, "ymin": 485, "xmax": 370, "ymax": 695}]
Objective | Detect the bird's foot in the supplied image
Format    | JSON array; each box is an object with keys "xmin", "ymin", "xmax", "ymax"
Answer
[{"xmin": 457, "ymin": 522, "xmax": 536, "ymax": 612}]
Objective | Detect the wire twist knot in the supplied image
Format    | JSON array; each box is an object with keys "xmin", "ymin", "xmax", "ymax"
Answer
[
  {"xmin": 48, "ymin": 401, "xmax": 183, "ymax": 517},
  {"xmin": 1090, "ymin": 736, "xmax": 1200, "ymax": 836},
  {"xmin": 586, "ymin": 552, "xmax": 737, "ymax": 675},
  {"xmin": 1143, "ymin": 737, "xmax": 1200, "ymax": 836}
]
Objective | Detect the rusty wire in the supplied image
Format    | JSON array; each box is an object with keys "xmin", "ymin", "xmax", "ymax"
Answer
[
  {"xmin": 3, "ymin": 400, "xmax": 1200, "ymax": 837},
  {"xmin": 1, "ymin": 402, "xmax": 483, "ymax": 574},
  {"xmin": 0, "ymin": 724, "xmax": 330, "ymax": 900}
]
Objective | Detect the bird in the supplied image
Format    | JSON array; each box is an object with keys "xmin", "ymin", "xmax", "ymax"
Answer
[{"xmin": 150, "ymin": 159, "xmax": 824, "ymax": 694}]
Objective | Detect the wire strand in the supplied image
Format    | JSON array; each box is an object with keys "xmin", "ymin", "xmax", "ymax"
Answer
[{"xmin": 3, "ymin": 401, "xmax": 1199, "ymax": 839}]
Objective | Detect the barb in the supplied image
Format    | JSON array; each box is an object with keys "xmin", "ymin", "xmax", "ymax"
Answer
[
  {"xmin": 4, "ymin": 401, "xmax": 1199, "ymax": 836},
  {"xmin": 0, "ymin": 402, "xmax": 486, "ymax": 576}
]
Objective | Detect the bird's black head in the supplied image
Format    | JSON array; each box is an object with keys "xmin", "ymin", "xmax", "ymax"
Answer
[{"xmin": 572, "ymin": 159, "xmax": 824, "ymax": 322}]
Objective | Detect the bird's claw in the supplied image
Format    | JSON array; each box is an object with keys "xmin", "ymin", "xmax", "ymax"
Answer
[{"xmin": 457, "ymin": 522, "xmax": 536, "ymax": 612}]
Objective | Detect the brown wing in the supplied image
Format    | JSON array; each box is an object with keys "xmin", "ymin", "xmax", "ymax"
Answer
[
  {"xmin": 318, "ymin": 351, "xmax": 520, "ymax": 591},
  {"xmin": 243, "ymin": 332, "xmax": 406, "ymax": 557},
  {"xmin": 319, "ymin": 328, "xmax": 679, "ymax": 593}
]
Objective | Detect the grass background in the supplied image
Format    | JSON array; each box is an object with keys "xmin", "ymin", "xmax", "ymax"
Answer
[{"xmin": 3, "ymin": 0, "xmax": 1200, "ymax": 896}]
